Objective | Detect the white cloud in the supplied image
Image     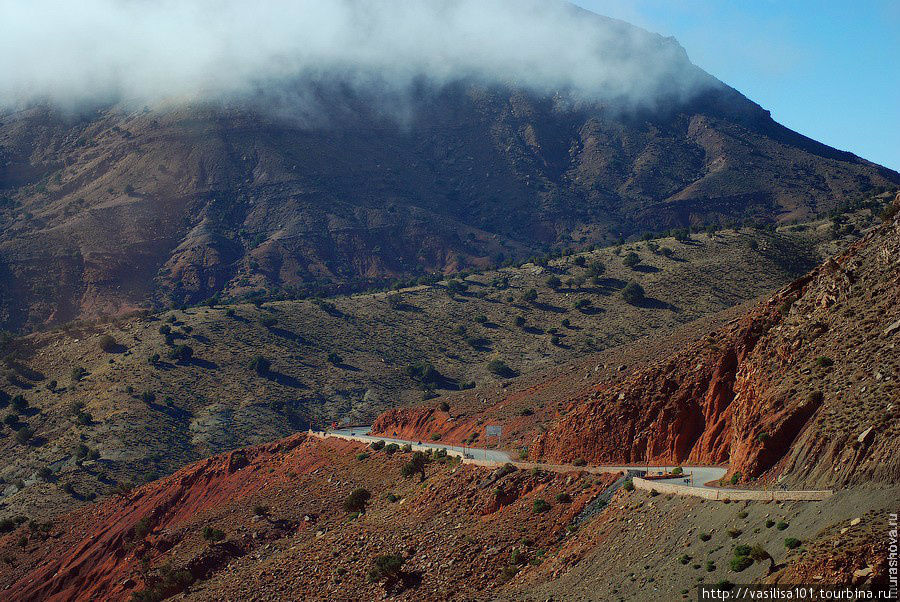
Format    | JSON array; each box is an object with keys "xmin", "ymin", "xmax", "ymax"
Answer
[{"xmin": 0, "ymin": 0, "xmax": 716, "ymax": 111}]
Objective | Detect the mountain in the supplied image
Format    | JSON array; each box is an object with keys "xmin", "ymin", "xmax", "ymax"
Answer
[
  {"xmin": 1, "ymin": 218, "xmax": 853, "ymax": 522},
  {"xmin": 3, "ymin": 191, "xmax": 898, "ymax": 602},
  {"xmin": 375, "ymin": 194, "xmax": 900, "ymax": 490},
  {"xmin": 0, "ymin": 5, "xmax": 897, "ymax": 332}
]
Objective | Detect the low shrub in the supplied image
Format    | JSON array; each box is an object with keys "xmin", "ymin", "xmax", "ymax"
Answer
[
  {"xmin": 202, "ymin": 526, "xmax": 225, "ymax": 542},
  {"xmin": 532, "ymin": 499, "xmax": 551, "ymax": 513},
  {"xmin": 343, "ymin": 488, "xmax": 371, "ymax": 514},
  {"xmin": 367, "ymin": 554, "xmax": 404, "ymax": 583},
  {"xmin": 729, "ymin": 556, "xmax": 753, "ymax": 572},
  {"xmin": 784, "ymin": 537, "xmax": 801, "ymax": 550}
]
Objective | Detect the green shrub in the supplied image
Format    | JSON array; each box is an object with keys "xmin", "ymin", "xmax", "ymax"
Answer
[
  {"xmin": 679, "ymin": 554, "xmax": 691, "ymax": 565},
  {"xmin": 533, "ymin": 499, "xmax": 551, "ymax": 513},
  {"xmin": 343, "ymin": 488, "xmax": 371, "ymax": 513},
  {"xmin": 784, "ymin": 537, "xmax": 801, "ymax": 550},
  {"xmin": 815, "ymin": 356, "xmax": 834, "ymax": 368},
  {"xmin": 572, "ymin": 458, "xmax": 587, "ymax": 467},
  {"xmin": 545, "ymin": 275, "xmax": 562, "ymax": 290},
  {"xmin": 622, "ymin": 479, "xmax": 634, "ymax": 492},
  {"xmin": 98, "ymin": 335, "xmax": 118, "ymax": 352},
  {"xmin": 133, "ymin": 517, "xmax": 152, "ymax": 540},
  {"xmin": 497, "ymin": 463, "xmax": 517, "ymax": 478},
  {"xmin": 776, "ymin": 521, "xmax": 788, "ymax": 531},
  {"xmin": 705, "ymin": 561, "xmax": 716, "ymax": 572},
  {"xmin": 370, "ymin": 440, "xmax": 385, "ymax": 451},
  {"xmin": 430, "ymin": 433, "xmax": 441, "ymax": 441},
  {"xmin": 401, "ymin": 452, "xmax": 428, "ymax": 482},
  {"xmin": 384, "ymin": 443, "xmax": 399, "ymax": 455},
  {"xmin": 202, "ymin": 526, "xmax": 225, "ymax": 542},
  {"xmin": 555, "ymin": 492, "xmax": 572, "ymax": 503},
  {"xmin": 737, "ymin": 511, "xmax": 749, "ymax": 519},
  {"xmin": 249, "ymin": 355, "xmax": 271, "ymax": 376},
  {"xmin": 487, "ymin": 359, "xmax": 515, "ymax": 378},
  {"xmin": 15, "ymin": 427, "xmax": 33, "ymax": 444},
  {"xmin": 672, "ymin": 466, "xmax": 683, "ymax": 475},
  {"xmin": 727, "ymin": 528, "xmax": 742, "ymax": 539},
  {"xmin": 356, "ymin": 453, "xmax": 369, "ymax": 461},
  {"xmin": 733, "ymin": 544, "xmax": 752, "ymax": 557},
  {"xmin": 367, "ymin": 554, "xmax": 404, "ymax": 583},
  {"xmin": 699, "ymin": 532, "xmax": 712, "ymax": 542},
  {"xmin": 168, "ymin": 344, "xmax": 193, "ymax": 363},
  {"xmin": 729, "ymin": 556, "xmax": 753, "ymax": 573},
  {"xmin": 765, "ymin": 519, "xmax": 775, "ymax": 528},
  {"xmin": 621, "ymin": 282, "xmax": 645, "ymax": 305},
  {"xmin": 623, "ymin": 252, "xmax": 641, "ymax": 269}
]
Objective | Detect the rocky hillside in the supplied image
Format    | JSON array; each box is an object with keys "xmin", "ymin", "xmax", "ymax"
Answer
[
  {"xmin": 0, "ymin": 434, "xmax": 616, "ymax": 601},
  {"xmin": 1, "ymin": 23, "xmax": 896, "ymax": 331},
  {"xmin": 530, "ymin": 197, "xmax": 900, "ymax": 488},
  {"xmin": 1, "ymin": 431, "xmax": 893, "ymax": 602},
  {"xmin": 0, "ymin": 223, "xmax": 847, "ymax": 522},
  {"xmin": 374, "ymin": 198, "xmax": 900, "ymax": 489}
]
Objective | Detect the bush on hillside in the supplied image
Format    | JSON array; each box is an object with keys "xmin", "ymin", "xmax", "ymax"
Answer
[
  {"xmin": 621, "ymin": 282, "xmax": 645, "ymax": 305},
  {"xmin": 98, "ymin": 335, "xmax": 118, "ymax": 352},
  {"xmin": 344, "ymin": 488, "xmax": 371, "ymax": 513}
]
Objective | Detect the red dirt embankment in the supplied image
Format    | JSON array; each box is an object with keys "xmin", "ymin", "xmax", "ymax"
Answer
[{"xmin": 1, "ymin": 433, "xmax": 340, "ymax": 601}]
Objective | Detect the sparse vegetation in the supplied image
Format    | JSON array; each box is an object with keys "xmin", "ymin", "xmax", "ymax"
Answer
[
  {"xmin": 343, "ymin": 488, "xmax": 371, "ymax": 514},
  {"xmin": 532, "ymin": 499, "xmax": 551, "ymax": 513}
]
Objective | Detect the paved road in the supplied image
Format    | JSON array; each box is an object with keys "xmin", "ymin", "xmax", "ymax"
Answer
[
  {"xmin": 330, "ymin": 427, "xmax": 727, "ymax": 489},
  {"xmin": 332, "ymin": 428, "xmax": 512, "ymax": 463}
]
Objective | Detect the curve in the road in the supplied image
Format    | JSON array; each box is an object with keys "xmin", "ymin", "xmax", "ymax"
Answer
[{"xmin": 327, "ymin": 427, "xmax": 727, "ymax": 490}]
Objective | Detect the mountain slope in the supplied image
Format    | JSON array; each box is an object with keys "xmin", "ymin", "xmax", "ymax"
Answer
[
  {"xmin": 1, "ymin": 223, "xmax": 847, "ymax": 522},
  {"xmin": 0, "ymin": 7, "xmax": 897, "ymax": 330},
  {"xmin": 372, "ymin": 197, "xmax": 900, "ymax": 489},
  {"xmin": 529, "ymin": 196, "xmax": 900, "ymax": 488}
]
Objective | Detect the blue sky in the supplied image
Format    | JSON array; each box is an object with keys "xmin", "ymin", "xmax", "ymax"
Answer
[{"xmin": 574, "ymin": 0, "xmax": 900, "ymax": 171}]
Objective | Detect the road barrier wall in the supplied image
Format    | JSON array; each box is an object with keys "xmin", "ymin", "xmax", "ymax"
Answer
[{"xmin": 632, "ymin": 477, "xmax": 833, "ymax": 501}]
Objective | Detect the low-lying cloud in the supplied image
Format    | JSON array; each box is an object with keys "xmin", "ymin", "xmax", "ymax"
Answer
[{"xmin": 0, "ymin": 0, "xmax": 715, "ymax": 112}]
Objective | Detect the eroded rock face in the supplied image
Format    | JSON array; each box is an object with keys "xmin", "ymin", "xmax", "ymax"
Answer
[{"xmin": 531, "ymin": 217, "xmax": 899, "ymax": 487}]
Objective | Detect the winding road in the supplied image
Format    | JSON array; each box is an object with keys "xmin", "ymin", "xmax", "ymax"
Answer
[{"xmin": 329, "ymin": 427, "xmax": 728, "ymax": 490}]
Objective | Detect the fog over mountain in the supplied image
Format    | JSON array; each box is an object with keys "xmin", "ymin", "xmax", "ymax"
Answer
[{"xmin": 0, "ymin": 0, "xmax": 713, "ymax": 112}]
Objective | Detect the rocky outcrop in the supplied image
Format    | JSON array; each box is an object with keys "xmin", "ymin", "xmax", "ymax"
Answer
[{"xmin": 529, "ymin": 216, "xmax": 900, "ymax": 488}]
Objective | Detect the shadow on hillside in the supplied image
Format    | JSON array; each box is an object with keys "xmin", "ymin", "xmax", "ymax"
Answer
[
  {"xmin": 188, "ymin": 357, "xmax": 219, "ymax": 370},
  {"xmin": 632, "ymin": 297, "xmax": 678, "ymax": 311},
  {"xmin": 268, "ymin": 371, "xmax": 306, "ymax": 388},
  {"xmin": 531, "ymin": 301, "xmax": 567, "ymax": 313},
  {"xmin": 330, "ymin": 362, "xmax": 361, "ymax": 373},
  {"xmin": 576, "ymin": 306, "xmax": 605, "ymax": 316},
  {"xmin": 268, "ymin": 326, "xmax": 306, "ymax": 343},
  {"xmin": 632, "ymin": 264, "xmax": 660, "ymax": 274}
]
